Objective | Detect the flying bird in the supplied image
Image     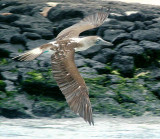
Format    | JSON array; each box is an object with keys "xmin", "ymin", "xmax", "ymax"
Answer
[{"xmin": 13, "ymin": 7, "xmax": 112, "ymax": 125}]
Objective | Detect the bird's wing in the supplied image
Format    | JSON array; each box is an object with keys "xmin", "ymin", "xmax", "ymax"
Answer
[
  {"xmin": 12, "ymin": 43, "xmax": 53, "ymax": 61},
  {"xmin": 55, "ymin": 8, "xmax": 110, "ymax": 40},
  {"xmin": 51, "ymin": 41, "xmax": 94, "ymax": 125}
]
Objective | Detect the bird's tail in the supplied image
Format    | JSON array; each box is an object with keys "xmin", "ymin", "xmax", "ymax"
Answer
[{"xmin": 12, "ymin": 43, "xmax": 53, "ymax": 61}]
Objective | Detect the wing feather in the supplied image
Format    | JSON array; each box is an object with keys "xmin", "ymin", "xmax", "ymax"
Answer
[
  {"xmin": 56, "ymin": 8, "xmax": 110, "ymax": 40},
  {"xmin": 51, "ymin": 42, "xmax": 94, "ymax": 125}
]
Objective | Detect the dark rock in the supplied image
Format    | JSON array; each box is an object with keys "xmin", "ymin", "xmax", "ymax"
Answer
[
  {"xmin": 26, "ymin": 39, "xmax": 49, "ymax": 50},
  {"xmin": 0, "ymin": 14, "xmax": 20, "ymax": 23},
  {"xmin": 118, "ymin": 45, "xmax": 144, "ymax": 56},
  {"xmin": 0, "ymin": 62, "xmax": 16, "ymax": 72},
  {"xmin": 106, "ymin": 74, "xmax": 123, "ymax": 84},
  {"xmin": 83, "ymin": 59, "xmax": 109, "ymax": 74},
  {"xmin": 10, "ymin": 4, "xmax": 36, "ymax": 15},
  {"xmin": 0, "ymin": 100, "xmax": 32, "ymax": 118},
  {"xmin": 1, "ymin": 71, "xmax": 18, "ymax": 81},
  {"xmin": 21, "ymin": 28, "xmax": 54, "ymax": 40},
  {"xmin": 127, "ymin": 21, "xmax": 145, "ymax": 32},
  {"xmin": 32, "ymin": 101, "xmax": 65, "ymax": 117},
  {"xmin": 78, "ymin": 45, "xmax": 102, "ymax": 58},
  {"xmin": 149, "ymin": 83, "xmax": 160, "ymax": 98},
  {"xmin": 139, "ymin": 41, "xmax": 160, "ymax": 59},
  {"xmin": 109, "ymin": 13, "xmax": 126, "ymax": 21},
  {"xmin": 23, "ymin": 32, "xmax": 41, "ymax": 40},
  {"xmin": 75, "ymin": 59, "xmax": 86, "ymax": 68},
  {"xmin": 131, "ymin": 28, "xmax": 160, "ymax": 42},
  {"xmin": 0, "ymin": 80, "xmax": 6, "ymax": 91},
  {"xmin": 79, "ymin": 67, "xmax": 97, "ymax": 74},
  {"xmin": 115, "ymin": 40, "xmax": 138, "ymax": 50},
  {"xmin": 112, "ymin": 33, "xmax": 131, "ymax": 44},
  {"xmin": 124, "ymin": 11, "xmax": 155, "ymax": 22},
  {"xmin": 3, "ymin": 80, "xmax": 16, "ymax": 91},
  {"xmin": 150, "ymin": 69, "xmax": 160, "ymax": 80},
  {"xmin": 0, "ymin": 29, "xmax": 19, "ymax": 43},
  {"xmin": 47, "ymin": 7, "xmax": 84, "ymax": 22},
  {"xmin": 0, "ymin": 43, "xmax": 25, "ymax": 57},
  {"xmin": 92, "ymin": 48, "xmax": 116, "ymax": 63},
  {"xmin": 0, "ymin": 1, "xmax": 21, "ymax": 9},
  {"xmin": 112, "ymin": 55, "xmax": 134, "ymax": 77},
  {"xmin": 103, "ymin": 29, "xmax": 125, "ymax": 42},
  {"xmin": 10, "ymin": 34, "xmax": 26, "ymax": 45}
]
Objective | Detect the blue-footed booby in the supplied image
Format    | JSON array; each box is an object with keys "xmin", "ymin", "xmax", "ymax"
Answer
[{"xmin": 13, "ymin": 8, "xmax": 112, "ymax": 125}]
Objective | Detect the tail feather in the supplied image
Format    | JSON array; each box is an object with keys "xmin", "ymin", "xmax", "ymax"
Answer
[
  {"xmin": 12, "ymin": 43, "xmax": 53, "ymax": 61},
  {"xmin": 12, "ymin": 47, "xmax": 43, "ymax": 61}
]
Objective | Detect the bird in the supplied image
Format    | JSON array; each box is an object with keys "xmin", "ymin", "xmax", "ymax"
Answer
[{"xmin": 13, "ymin": 7, "xmax": 112, "ymax": 125}]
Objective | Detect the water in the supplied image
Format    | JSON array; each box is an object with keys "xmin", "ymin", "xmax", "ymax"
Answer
[{"xmin": 0, "ymin": 115, "xmax": 160, "ymax": 139}]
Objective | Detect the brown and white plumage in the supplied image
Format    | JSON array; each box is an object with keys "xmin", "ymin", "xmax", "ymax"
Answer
[{"xmin": 12, "ymin": 8, "xmax": 112, "ymax": 125}]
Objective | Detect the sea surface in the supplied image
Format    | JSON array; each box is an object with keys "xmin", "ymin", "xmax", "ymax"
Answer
[{"xmin": 0, "ymin": 115, "xmax": 160, "ymax": 139}]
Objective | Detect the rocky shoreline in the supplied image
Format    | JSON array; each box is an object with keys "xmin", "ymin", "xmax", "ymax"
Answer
[{"xmin": 0, "ymin": 0, "xmax": 160, "ymax": 119}]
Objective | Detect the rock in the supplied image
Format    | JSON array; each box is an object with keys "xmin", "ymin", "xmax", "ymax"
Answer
[
  {"xmin": 78, "ymin": 67, "xmax": 97, "ymax": 74},
  {"xmin": 0, "ymin": 100, "xmax": 32, "ymax": 118},
  {"xmin": 3, "ymin": 80, "xmax": 16, "ymax": 91},
  {"xmin": 112, "ymin": 55, "xmax": 134, "ymax": 77},
  {"xmin": 1, "ymin": 71, "xmax": 18, "ymax": 81},
  {"xmin": 0, "ymin": 43, "xmax": 25, "ymax": 57},
  {"xmin": 0, "ymin": 80, "xmax": 6, "ymax": 91},
  {"xmin": 47, "ymin": 7, "xmax": 84, "ymax": 22},
  {"xmin": 150, "ymin": 69, "xmax": 160, "ymax": 80},
  {"xmin": 112, "ymin": 33, "xmax": 131, "ymax": 44},
  {"xmin": 131, "ymin": 28, "xmax": 160, "ymax": 42},
  {"xmin": 78, "ymin": 45, "xmax": 102, "ymax": 58},
  {"xmin": 109, "ymin": 13, "xmax": 126, "ymax": 21},
  {"xmin": 82, "ymin": 59, "xmax": 109, "ymax": 74},
  {"xmin": 23, "ymin": 32, "xmax": 41, "ymax": 40},
  {"xmin": 118, "ymin": 45, "xmax": 144, "ymax": 56},
  {"xmin": 10, "ymin": 4, "xmax": 36, "ymax": 15},
  {"xmin": 115, "ymin": 40, "xmax": 138, "ymax": 50},
  {"xmin": 26, "ymin": 39, "xmax": 49, "ymax": 50},
  {"xmin": 0, "ymin": 29, "xmax": 19, "ymax": 43},
  {"xmin": 32, "ymin": 101, "xmax": 65, "ymax": 117},
  {"xmin": 103, "ymin": 29, "xmax": 125, "ymax": 42},
  {"xmin": 10, "ymin": 34, "xmax": 26, "ymax": 45},
  {"xmin": 0, "ymin": 14, "xmax": 20, "ymax": 23},
  {"xmin": 21, "ymin": 27, "xmax": 54, "ymax": 40},
  {"xmin": 149, "ymin": 83, "xmax": 160, "ymax": 98},
  {"xmin": 124, "ymin": 11, "xmax": 155, "ymax": 22},
  {"xmin": 0, "ymin": 1, "xmax": 21, "ymax": 10},
  {"xmin": 127, "ymin": 21, "xmax": 146, "ymax": 32},
  {"xmin": 0, "ymin": 62, "xmax": 16, "ymax": 72},
  {"xmin": 75, "ymin": 59, "xmax": 86, "ymax": 68},
  {"xmin": 106, "ymin": 74, "xmax": 123, "ymax": 84},
  {"xmin": 92, "ymin": 48, "xmax": 116, "ymax": 63}
]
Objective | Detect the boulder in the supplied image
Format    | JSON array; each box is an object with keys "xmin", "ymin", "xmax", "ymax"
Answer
[
  {"xmin": 112, "ymin": 33, "xmax": 131, "ymax": 44},
  {"xmin": 118, "ymin": 45, "xmax": 144, "ymax": 56},
  {"xmin": 92, "ymin": 48, "xmax": 116, "ymax": 63},
  {"xmin": 112, "ymin": 55, "xmax": 134, "ymax": 77},
  {"xmin": 3, "ymin": 80, "xmax": 16, "ymax": 91},
  {"xmin": 10, "ymin": 34, "xmax": 26, "ymax": 45},
  {"xmin": 0, "ymin": 29, "xmax": 19, "ymax": 43},
  {"xmin": 23, "ymin": 32, "xmax": 41, "ymax": 40},
  {"xmin": 47, "ymin": 7, "xmax": 84, "ymax": 22},
  {"xmin": 1, "ymin": 71, "xmax": 18, "ymax": 81},
  {"xmin": 103, "ymin": 29, "xmax": 125, "ymax": 42},
  {"xmin": 131, "ymin": 28, "xmax": 160, "ymax": 42}
]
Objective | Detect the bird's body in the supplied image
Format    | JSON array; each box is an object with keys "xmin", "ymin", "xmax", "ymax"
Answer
[{"xmin": 13, "ymin": 7, "xmax": 112, "ymax": 125}]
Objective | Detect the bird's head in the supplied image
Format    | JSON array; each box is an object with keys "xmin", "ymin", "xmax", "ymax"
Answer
[
  {"xmin": 94, "ymin": 36, "xmax": 113, "ymax": 46},
  {"xmin": 83, "ymin": 36, "xmax": 113, "ymax": 47}
]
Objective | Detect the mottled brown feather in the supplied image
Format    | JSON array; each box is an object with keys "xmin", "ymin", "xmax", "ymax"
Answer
[
  {"xmin": 55, "ymin": 8, "xmax": 110, "ymax": 40},
  {"xmin": 51, "ymin": 41, "xmax": 94, "ymax": 125}
]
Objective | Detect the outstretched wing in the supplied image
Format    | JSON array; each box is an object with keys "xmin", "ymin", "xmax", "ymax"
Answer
[
  {"xmin": 12, "ymin": 43, "xmax": 53, "ymax": 61},
  {"xmin": 51, "ymin": 42, "xmax": 94, "ymax": 125},
  {"xmin": 56, "ymin": 8, "xmax": 110, "ymax": 40}
]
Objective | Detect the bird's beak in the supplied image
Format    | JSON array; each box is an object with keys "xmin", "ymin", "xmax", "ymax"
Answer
[{"xmin": 101, "ymin": 40, "xmax": 113, "ymax": 46}]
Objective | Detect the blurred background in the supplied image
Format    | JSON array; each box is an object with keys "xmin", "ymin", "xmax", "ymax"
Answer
[{"xmin": 0, "ymin": 0, "xmax": 160, "ymax": 138}]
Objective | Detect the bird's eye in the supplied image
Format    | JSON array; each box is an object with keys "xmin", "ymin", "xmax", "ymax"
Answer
[{"xmin": 96, "ymin": 39, "xmax": 101, "ymax": 44}]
